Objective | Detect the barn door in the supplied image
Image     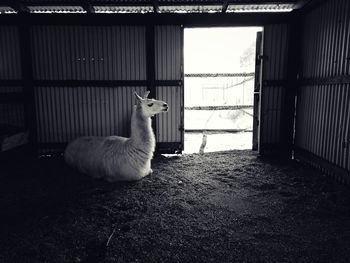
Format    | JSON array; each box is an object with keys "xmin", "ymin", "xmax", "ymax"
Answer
[
  {"xmin": 259, "ymin": 24, "xmax": 289, "ymax": 156},
  {"xmin": 154, "ymin": 25, "xmax": 184, "ymax": 153},
  {"xmin": 253, "ymin": 31, "xmax": 263, "ymax": 151}
]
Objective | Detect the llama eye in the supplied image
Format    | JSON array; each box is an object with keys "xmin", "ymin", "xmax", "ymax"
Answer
[{"xmin": 148, "ymin": 103, "xmax": 154, "ymax": 107}]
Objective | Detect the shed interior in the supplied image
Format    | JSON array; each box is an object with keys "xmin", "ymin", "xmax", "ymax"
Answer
[
  {"xmin": 0, "ymin": 0, "xmax": 350, "ymax": 261},
  {"xmin": 1, "ymin": 0, "xmax": 348, "ymax": 182}
]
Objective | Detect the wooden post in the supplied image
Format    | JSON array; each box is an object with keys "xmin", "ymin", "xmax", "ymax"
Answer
[
  {"xmin": 19, "ymin": 16, "xmax": 37, "ymax": 157},
  {"xmin": 146, "ymin": 24, "xmax": 157, "ymax": 136},
  {"xmin": 281, "ymin": 16, "xmax": 302, "ymax": 158}
]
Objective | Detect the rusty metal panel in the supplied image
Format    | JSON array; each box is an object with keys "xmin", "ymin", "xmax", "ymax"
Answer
[
  {"xmin": 155, "ymin": 25, "xmax": 182, "ymax": 81},
  {"xmin": 156, "ymin": 86, "xmax": 183, "ymax": 144},
  {"xmin": 34, "ymin": 86, "xmax": 147, "ymax": 143},
  {"xmin": 0, "ymin": 26, "xmax": 21, "ymax": 80},
  {"xmin": 31, "ymin": 26, "xmax": 146, "ymax": 80}
]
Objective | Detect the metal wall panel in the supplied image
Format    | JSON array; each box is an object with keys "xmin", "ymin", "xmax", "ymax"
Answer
[
  {"xmin": 300, "ymin": 0, "xmax": 350, "ymax": 78},
  {"xmin": 34, "ymin": 86, "xmax": 147, "ymax": 143},
  {"xmin": 31, "ymin": 24, "xmax": 184, "ymax": 153},
  {"xmin": 263, "ymin": 24, "xmax": 288, "ymax": 80},
  {"xmin": 260, "ymin": 24, "xmax": 289, "ymax": 149},
  {"xmin": 261, "ymin": 85, "xmax": 285, "ymax": 145},
  {"xmin": 31, "ymin": 26, "xmax": 146, "ymax": 80},
  {"xmin": 0, "ymin": 103, "xmax": 25, "ymax": 128},
  {"xmin": 155, "ymin": 25, "xmax": 182, "ymax": 81},
  {"xmin": 0, "ymin": 26, "xmax": 21, "ymax": 79},
  {"xmin": 154, "ymin": 25, "xmax": 183, "ymax": 151},
  {"xmin": 0, "ymin": 87, "xmax": 23, "ymax": 93},
  {"xmin": 295, "ymin": 0, "xmax": 350, "ymax": 175},
  {"xmin": 0, "ymin": 26, "xmax": 25, "ymax": 129},
  {"xmin": 156, "ymin": 86, "xmax": 183, "ymax": 143},
  {"xmin": 295, "ymin": 84, "xmax": 350, "ymax": 172}
]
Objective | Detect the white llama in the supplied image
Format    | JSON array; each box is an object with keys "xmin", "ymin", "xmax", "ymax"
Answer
[{"xmin": 64, "ymin": 91, "xmax": 168, "ymax": 182}]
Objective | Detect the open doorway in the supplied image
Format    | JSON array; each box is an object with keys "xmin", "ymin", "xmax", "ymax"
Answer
[{"xmin": 183, "ymin": 27, "xmax": 262, "ymax": 154}]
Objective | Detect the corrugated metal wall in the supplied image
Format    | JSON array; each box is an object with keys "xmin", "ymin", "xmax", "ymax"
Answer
[
  {"xmin": 31, "ymin": 26, "xmax": 146, "ymax": 80},
  {"xmin": 0, "ymin": 26, "xmax": 25, "ymax": 128},
  {"xmin": 0, "ymin": 26, "xmax": 22, "ymax": 79},
  {"xmin": 156, "ymin": 86, "xmax": 182, "ymax": 143},
  {"xmin": 295, "ymin": 0, "xmax": 350, "ymax": 177},
  {"xmin": 35, "ymin": 86, "xmax": 147, "ymax": 143},
  {"xmin": 155, "ymin": 25, "xmax": 182, "ymax": 81},
  {"xmin": 155, "ymin": 25, "xmax": 183, "ymax": 148},
  {"xmin": 27, "ymin": 24, "xmax": 183, "ymax": 152},
  {"xmin": 260, "ymin": 24, "xmax": 289, "ymax": 152},
  {"xmin": 31, "ymin": 25, "xmax": 148, "ymax": 148}
]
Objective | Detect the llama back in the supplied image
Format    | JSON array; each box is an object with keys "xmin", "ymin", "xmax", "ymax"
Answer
[
  {"xmin": 64, "ymin": 135, "xmax": 147, "ymax": 181},
  {"xmin": 64, "ymin": 136, "xmax": 106, "ymax": 178}
]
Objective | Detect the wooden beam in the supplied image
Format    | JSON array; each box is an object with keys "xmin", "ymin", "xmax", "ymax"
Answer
[
  {"xmin": 293, "ymin": 0, "xmax": 327, "ymax": 13},
  {"xmin": 0, "ymin": 79, "xmax": 181, "ymax": 87},
  {"xmin": 184, "ymin": 105, "xmax": 253, "ymax": 110},
  {"xmin": 18, "ymin": 21, "xmax": 38, "ymax": 155},
  {"xmin": 4, "ymin": 0, "xmax": 30, "ymax": 13},
  {"xmin": 280, "ymin": 18, "xmax": 301, "ymax": 159},
  {"xmin": 0, "ymin": 12, "xmax": 292, "ymax": 26},
  {"xmin": 80, "ymin": 0, "xmax": 94, "ymax": 13},
  {"xmin": 152, "ymin": 0, "xmax": 159, "ymax": 13},
  {"xmin": 299, "ymin": 75, "xmax": 350, "ymax": 86},
  {"xmin": 222, "ymin": 0, "xmax": 229, "ymax": 13},
  {"xmin": 0, "ymin": 92, "xmax": 25, "ymax": 103},
  {"xmin": 146, "ymin": 24, "xmax": 157, "ymax": 135}
]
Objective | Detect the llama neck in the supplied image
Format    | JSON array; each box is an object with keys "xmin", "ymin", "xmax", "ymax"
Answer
[{"xmin": 130, "ymin": 106, "xmax": 155, "ymax": 151}]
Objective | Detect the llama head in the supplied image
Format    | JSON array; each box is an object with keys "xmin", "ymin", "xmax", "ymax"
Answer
[{"xmin": 134, "ymin": 91, "xmax": 169, "ymax": 118}]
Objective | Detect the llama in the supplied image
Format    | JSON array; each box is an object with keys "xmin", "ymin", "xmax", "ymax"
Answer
[{"xmin": 64, "ymin": 91, "xmax": 168, "ymax": 182}]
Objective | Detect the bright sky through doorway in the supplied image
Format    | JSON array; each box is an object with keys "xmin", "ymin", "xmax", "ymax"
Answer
[{"xmin": 184, "ymin": 27, "xmax": 262, "ymax": 74}]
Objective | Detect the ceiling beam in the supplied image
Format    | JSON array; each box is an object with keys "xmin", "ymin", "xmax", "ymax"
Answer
[
  {"xmin": 153, "ymin": 0, "xmax": 159, "ymax": 13},
  {"xmin": 79, "ymin": 0, "xmax": 95, "ymax": 13},
  {"xmin": 0, "ymin": 12, "xmax": 292, "ymax": 26},
  {"xmin": 222, "ymin": 0, "xmax": 229, "ymax": 13},
  {"xmin": 293, "ymin": 0, "xmax": 326, "ymax": 11},
  {"xmin": 0, "ymin": 0, "xmax": 30, "ymax": 13}
]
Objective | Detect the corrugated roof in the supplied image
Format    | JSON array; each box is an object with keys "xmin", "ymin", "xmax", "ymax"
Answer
[
  {"xmin": 159, "ymin": 5, "xmax": 222, "ymax": 13},
  {"xmin": 94, "ymin": 5, "xmax": 154, "ymax": 13},
  {"xmin": 27, "ymin": 6, "xmax": 86, "ymax": 13},
  {"xmin": 0, "ymin": 0, "xmax": 298, "ymax": 14},
  {"xmin": 227, "ymin": 3, "xmax": 294, "ymax": 12},
  {"xmin": 0, "ymin": 6, "xmax": 17, "ymax": 14}
]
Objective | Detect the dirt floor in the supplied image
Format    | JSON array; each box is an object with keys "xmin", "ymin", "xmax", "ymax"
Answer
[{"xmin": 1, "ymin": 150, "xmax": 350, "ymax": 263}]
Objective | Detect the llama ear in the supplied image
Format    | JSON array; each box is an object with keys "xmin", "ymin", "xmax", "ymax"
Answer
[
  {"xmin": 134, "ymin": 92, "xmax": 143, "ymax": 103},
  {"xmin": 143, "ymin": 90, "xmax": 150, "ymax": 99}
]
